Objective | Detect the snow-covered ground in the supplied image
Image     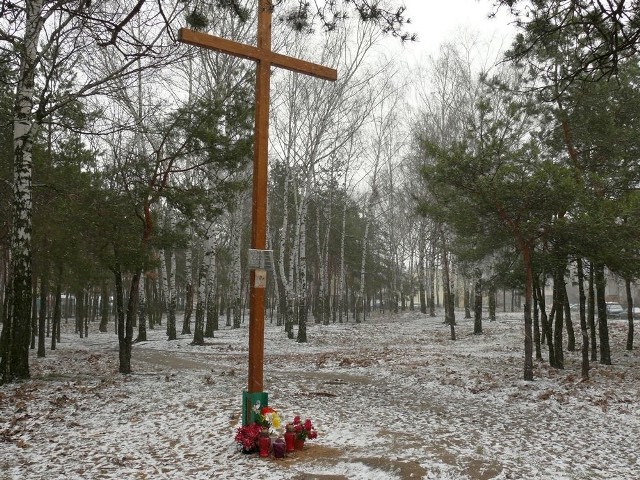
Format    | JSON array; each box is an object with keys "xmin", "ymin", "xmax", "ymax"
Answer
[{"xmin": 1, "ymin": 310, "xmax": 639, "ymax": 479}]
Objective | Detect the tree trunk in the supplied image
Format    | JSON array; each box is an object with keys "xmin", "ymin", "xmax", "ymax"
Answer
[
  {"xmin": 534, "ymin": 275, "xmax": 554, "ymax": 365},
  {"xmin": 356, "ymin": 211, "xmax": 371, "ymax": 325},
  {"xmin": 51, "ymin": 278, "xmax": 61, "ymax": 351},
  {"xmin": 553, "ymin": 266, "xmax": 565, "ymax": 369},
  {"xmin": 276, "ymin": 175, "xmax": 296, "ymax": 337},
  {"xmin": 84, "ymin": 289, "xmax": 89, "ymax": 338},
  {"xmin": 563, "ymin": 285, "xmax": 575, "ymax": 352},
  {"xmin": 315, "ymin": 191, "xmax": 332, "ymax": 326},
  {"xmin": 161, "ymin": 241, "xmax": 177, "ymax": 340},
  {"xmin": 30, "ymin": 291, "xmax": 37, "ymax": 350},
  {"xmin": 595, "ymin": 263, "xmax": 611, "ymax": 365},
  {"xmin": 487, "ymin": 282, "xmax": 496, "ymax": 321},
  {"xmin": 204, "ymin": 236, "xmax": 217, "ymax": 338},
  {"xmin": 296, "ymin": 192, "xmax": 310, "ymax": 343},
  {"xmin": 440, "ymin": 231, "xmax": 455, "ymax": 340},
  {"xmin": 37, "ymin": 272, "xmax": 48, "ymax": 358},
  {"xmin": 429, "ymin": 244, "xmax": 436, "ymax": 317},
  {"xmin": 625, "ymin": 277, "xmax": 634, "ymax": 351},
  {"xmin": 168, "ymin": 247, "xmax": 177, "ymax": 338},
  {"xmin": 76, "ymin": 288, "xmax": 84, "ymax": 339},
  {"xmin": 521, "ymin": 243, "xmax": 534, "ymax": 381},
  {"xmin": 193, "ymin": 244, "xmax": 209, "ymax": 345},
  {"xmin": 182, "ymin": 236, "xmax": 193, "ymax": 335},
  {"xmin": 135, "ymin": 274, "xmax": 147, "ymax": 342},
  {"xmin": 230, "ymin": 207, "xmax": 243, "ymax": 330},
  {"xmin": 576, "ymin": 257, "xmax": 589, "ymax": 380},
  {"xmin": 464, "ymin": 277, "xmax": 471, "ymax": 319},
  {"xmin": 296, "ymin": 261, "xmax": 308, "ymax": 343},
  {"xmin": 117, "ymin": 271, "xmax": 138, "ymax": 374},
  {"xmin": 99, "ymin": 283, "xmax": 109, "ymax": 332},
  {"xmin": 114, "ymin": 263, "xmax": 127, "ymax": 373},
  {"xmin": 338, "ymin": 193, "xmax": 348, "ymax": 324},
  {"xmin": 1, "ymin": 0, "xmax": 44, "ymax": 385},
  {"xmin": 418, "ymin": 227, "xmax": 427, "ymax": 315},
  {"xmin": 532, "ymin": 281, "xmax": 542, "ymax": 360},
  {"xmin": 587, "ymin": 262, "xmax": 597, "ymax": 361},
  {"xmin": 473, "ymin": 269, "xmax": 482, "ymax": 335}
]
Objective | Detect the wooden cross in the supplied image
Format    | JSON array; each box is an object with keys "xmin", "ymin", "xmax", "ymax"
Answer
[{"xmin": 178, "ymin": 1, "xmax": 337, "ymax": 400}]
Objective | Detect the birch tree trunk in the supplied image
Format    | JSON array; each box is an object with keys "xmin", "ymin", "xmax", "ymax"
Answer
[
  {"xmin": 161, "ymin": 223, "xmax": 177, "ymax": 340},
  {"xmin": 338, "ymin": 177, "xmax": 349, "ymax": 323},
  {"xmin": 316, "ymin": 192, "xmax": 332, "ymax": 326},
  {"xmin": 135, "ymin": 274, "xmax": 147, "ymax": 342},
  {"xmin": 276, "ymin": 175, "xmax": 296, "ymax": 338},
  {"xmin": 168, "ymin": 246, "xmax": 177, "ymax": 339},
  {"xmin": 418, "ymin": 224, "xmax": 427, "ymax": 315},
  {"xmin": 1, "ymin": 0, "xmax": 44, "ymax": 383},
  {"xmin": 428, "ymin": 239, "xmax": 437, "ymax": 317},
  {"xmin": 356, "ymin": 167, "xmax": 381, "ymax": 324},
  {"xmin": 205, "ymin": 235, "xmax": 218, "ymax": 337},
  {"xmin": 296, "ymin": 180, "xmax": 311, "ymax": 343},
  {"xmin": 356, "ymin": 212, "xmax": 371, "ymax": 324},
  {"xmin": 230, "ymin": 207, "xmax": 244, "ymax": 329},
  {"xmin": 182, "ymin": 235, "xmax": 193, "ymax": 335},
  {"xmin": 161, "ymin": 249, "xmax": 169, "ymax": 329},
  {"xmin": 193, "ymin": 235, "xmax": 213, "ymax": 345}
]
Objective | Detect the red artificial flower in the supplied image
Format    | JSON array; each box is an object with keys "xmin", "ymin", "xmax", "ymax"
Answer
[
  {"xmin": 234, "ymin": 423, "xmax": 263, "ymax": 450},
  {"xmin": 287, "ymin": 415, "xmax": 318, "ymax": 441},
  {"xmin": 304, "ymin": 419, "xmax": 312, "ymax": 431}
]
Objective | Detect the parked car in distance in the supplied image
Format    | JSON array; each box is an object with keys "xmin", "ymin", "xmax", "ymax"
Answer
[
  {"xmin": 618, "ymin": 307, "xmax": 640, "ymax": 319},
  {"xmin": 606, "ymin": 302, "xmax": 625, "ymax": 317}
]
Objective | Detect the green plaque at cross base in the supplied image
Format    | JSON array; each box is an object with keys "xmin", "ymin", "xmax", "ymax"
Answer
[{"xmin": 242, "ymin": 391, "xmax": 268, "ymax": 426}]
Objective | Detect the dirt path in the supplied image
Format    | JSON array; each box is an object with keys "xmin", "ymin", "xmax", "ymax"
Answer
[{"xmin": 131, "ymin": 343, "xmax": 501, "ymax": 479}]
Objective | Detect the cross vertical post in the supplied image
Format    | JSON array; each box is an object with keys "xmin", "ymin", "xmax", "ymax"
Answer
[
  {"xmin": 247, "ymin": 0, "xmax": 272, "ymax": 396},
  {"xmin": 178, "ymin": 0, "xmax": 337, "ymax": 425}
]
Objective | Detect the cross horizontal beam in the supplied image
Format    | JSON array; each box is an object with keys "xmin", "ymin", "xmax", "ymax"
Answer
[{"xmin": 179, "ymin": 28, "xmax": 337, "ymax": 82}]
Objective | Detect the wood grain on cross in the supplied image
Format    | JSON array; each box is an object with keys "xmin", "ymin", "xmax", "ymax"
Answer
[{"xmin": 178, "ymin": 1, "xmax": 337, "ymax": 394}]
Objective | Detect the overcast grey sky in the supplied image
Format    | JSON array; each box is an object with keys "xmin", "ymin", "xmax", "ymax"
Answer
[{"xmin": 397, "ymin": 0, "xmax": 516, "ymax": 60}]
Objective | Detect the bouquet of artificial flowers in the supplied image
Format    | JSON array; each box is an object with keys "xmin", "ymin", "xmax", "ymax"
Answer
[
  {"xmin": 288, "ymin": 416, "xmax": 318, "ymax": 441},
  {"xmin": 255, "ymin": 405, "xmax": 282, "ymax": 432},
  {"xmin": 234, "ymin": 423, "xmax": 263, "ymax": 452}
]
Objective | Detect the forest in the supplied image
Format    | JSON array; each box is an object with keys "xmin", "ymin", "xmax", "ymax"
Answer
[{"xmin": 1, "ymin": 0, "xmax": 639, "ymax": 387}]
